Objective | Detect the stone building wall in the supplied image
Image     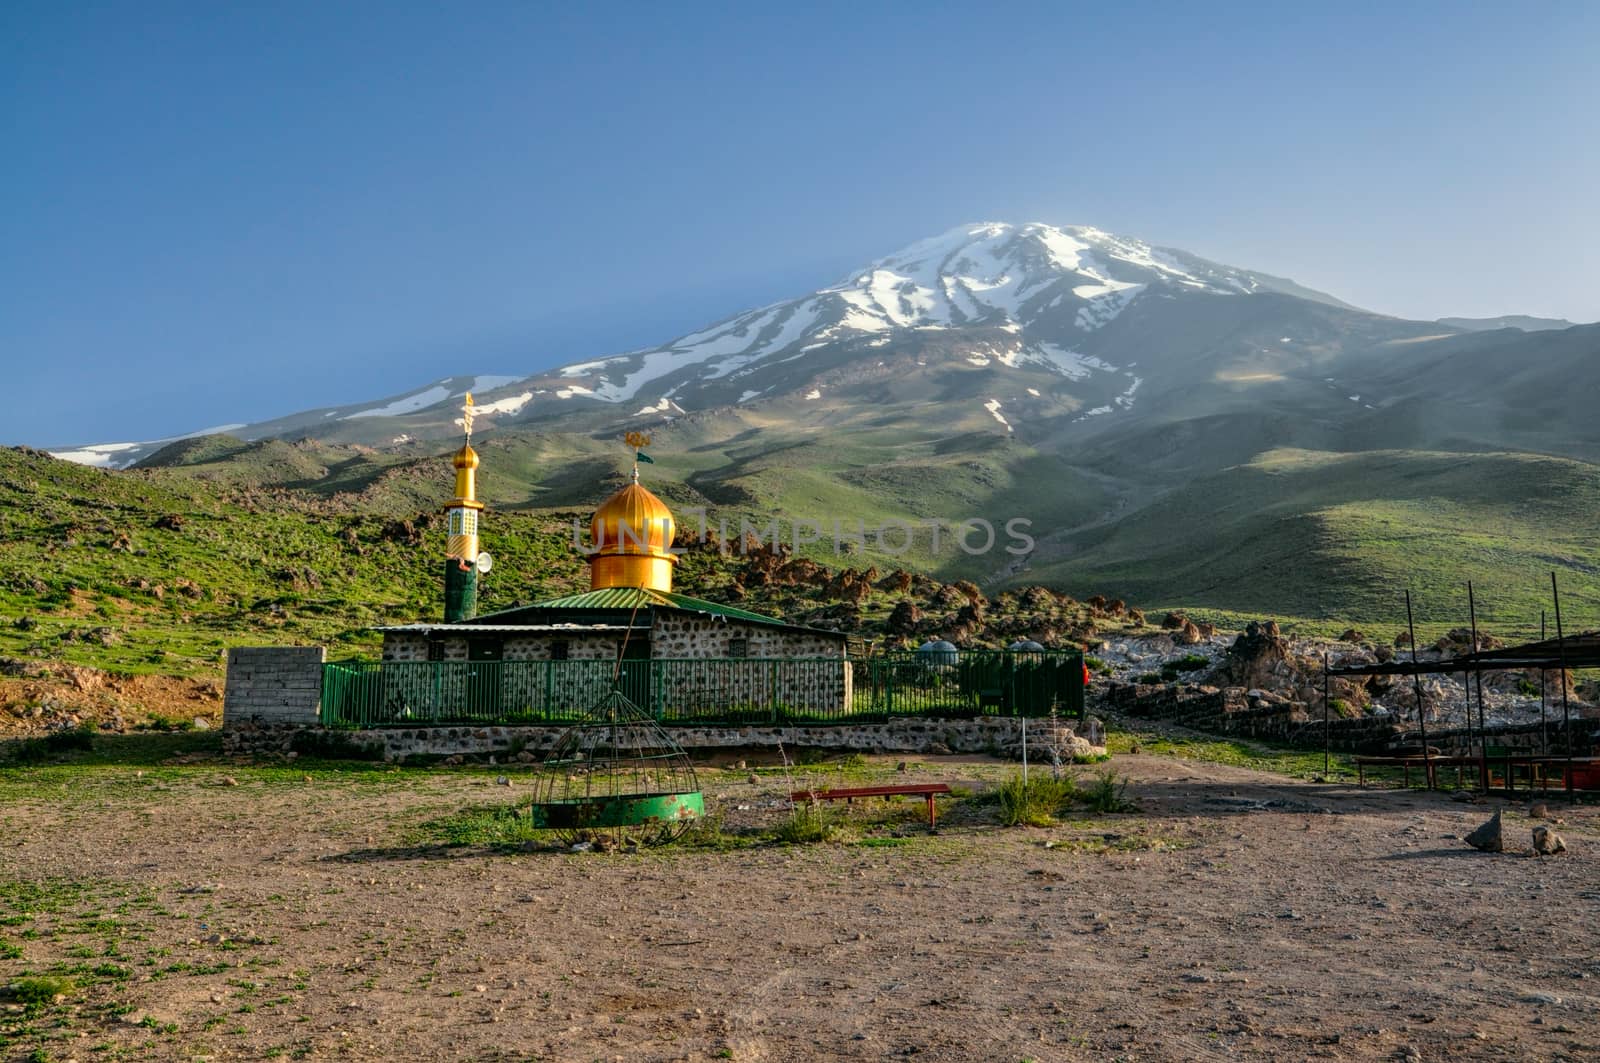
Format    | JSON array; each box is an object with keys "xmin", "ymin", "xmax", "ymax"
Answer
[
  {"xmin": 380, "ymin": 631, "xmax": 621, "ymax": 662},
  {"xmin": 649, "ymin": 615, "xmax": 851, "ymax": 714},
  {"xmin": 648, "ymin": 615, "xmax": 845, "ymax": 660},
  {"xmin": 503, "ymin": 634, "xmax": 620, "ymax": 660},
  {"xmin": 376, "ymin": 614, "xmax": 852, "ymax": 715}
]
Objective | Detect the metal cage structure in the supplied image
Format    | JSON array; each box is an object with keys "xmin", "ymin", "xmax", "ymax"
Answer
[{"xmin": 526, "ymin": 686, "xmax": 703, "ymax": 846}]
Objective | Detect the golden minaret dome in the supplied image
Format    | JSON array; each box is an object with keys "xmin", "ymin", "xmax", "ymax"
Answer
[{"xmin": 589, "ymin": 438, "xmax": 677, "ymax": 591}]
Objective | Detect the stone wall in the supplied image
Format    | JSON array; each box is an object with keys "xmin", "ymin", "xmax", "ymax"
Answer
[
  {"xmin": 381, "ymin": 631, "xmax": 626, "ymax": 662},
  {"xmin": 503, "ymin": 634, "xmax": 619, "ymax": 661},
  {"xmin": 222, "ymin": 714, "xmax": 1105, "ymax": 762},
  {"xmin": 373, "ymin": 615, "xmax": 855, "ymax": 718},
  {"xmin": 648, "ymin": 615, "xmax": 846, "ymax": 660},
  {"xmin": 1105, "ymin": 681, "xmax": 1404, "ymax": 753},
  {"xmin": 650, "ymin": 616, "xmax": 851, "ymax": 714},
  {"xmin": 1103, "ymin": 680, "xmax": 1600, "ymax": 757},
  {"xmin": 1413, "ymin": 718, "xmax": 1600, "ymax": 757},
  {"xmin": 222, "ymin": 646, "xmax": 325, "ymax": 727}
]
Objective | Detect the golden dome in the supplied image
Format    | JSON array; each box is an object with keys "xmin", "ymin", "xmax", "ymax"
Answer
[
  {"xmin": 452, "ymin": 443, "xmax": 480, "ymax": 470},
  {"xmin": 589, "ymin": 477, "xmax": 677, "ymax": 591}
]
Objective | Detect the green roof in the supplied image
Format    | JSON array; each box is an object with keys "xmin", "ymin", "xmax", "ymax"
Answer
[{"xmin": 475, "ymin": 586, "xmax": 839, "ymax": 635}]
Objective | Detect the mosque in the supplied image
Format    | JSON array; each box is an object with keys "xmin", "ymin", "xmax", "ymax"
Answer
[{"xmin": 375, "ymin": 402, "xmax": 853, "ymax": 714}]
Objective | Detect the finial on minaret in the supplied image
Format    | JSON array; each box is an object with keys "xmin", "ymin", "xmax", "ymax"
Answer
[
  {"xmin": 624, "ymin": 431, "xmax": 653, "ymax": 483},
  {"xmin": 461, "ymin": 392, "xmax": 476, "ymax": 442}
]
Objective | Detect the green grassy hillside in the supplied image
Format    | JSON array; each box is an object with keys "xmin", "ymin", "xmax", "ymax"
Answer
[
  {"xmin": 1025, "ymin": 448, "xmax": 1600, "ymax": 639},
  {"xmin": 0, "ymin": 444, "xmax": 1119, "ymax": 679},
  {"xmin": 0, "ymin": 448, "xmax": 592, "ymax": 675}
]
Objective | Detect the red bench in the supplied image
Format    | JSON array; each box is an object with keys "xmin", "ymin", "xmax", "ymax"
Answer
[{"xmin": 789, "ymin": 783, "xmax": 953, "ymax": 830}]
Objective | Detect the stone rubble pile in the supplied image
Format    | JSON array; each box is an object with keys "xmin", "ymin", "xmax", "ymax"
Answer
[{"xmin": 1091, "ymin": 618, "xmax": 1596, "ymax": 735}]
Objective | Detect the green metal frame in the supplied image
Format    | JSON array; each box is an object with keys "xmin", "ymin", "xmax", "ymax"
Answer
[{"xmin": 527, "ymin": 790, "xmax": 704, "ymax": 830}]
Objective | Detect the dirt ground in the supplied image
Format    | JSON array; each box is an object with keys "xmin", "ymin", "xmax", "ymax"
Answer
[
  {"xmin": 2, "ymin": 750, "xmax": 1598, "ymax": 1062},
  {"xmin": 0, "ymin": 669, "xmax": 221, "ymax": 738}
]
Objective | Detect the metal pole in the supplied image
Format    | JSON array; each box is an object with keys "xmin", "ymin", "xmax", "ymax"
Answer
[
  {"xmin": 1551, "ymin": 573, "xmax": 1573, "ymax": 798},
  {"xmin": 1406, "ymin": 590, "xmax": 1432, "ymax": 789},
  {"xmin": 1323, "ymin": 651, "xmax": 1331, "ymax": 778},
  {"xmin": 1469, "ymin": 581, "xmax": 1488, "ymax": 791},
  {"xmin": 1540, "ymin": 610, "xmax": 1549, "ymax": 756},
  {"xmin": 1020, "ymin": 715, "xmax": 1029, "ymax": 786}
]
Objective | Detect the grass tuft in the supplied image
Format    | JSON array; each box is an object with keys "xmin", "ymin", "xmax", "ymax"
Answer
[
  {"xmin": 998, "ymin": 773, "xmax": 1077, "ymax": 827},
  {"xmin": 8, "ymin": 975, "xmax": 76, "ymax": 1006}
]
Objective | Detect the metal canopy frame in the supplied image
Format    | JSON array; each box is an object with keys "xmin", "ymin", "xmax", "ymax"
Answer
[{"xmin": 1321, "ymin": 574, "xmax": 1588, "ymax": 795}]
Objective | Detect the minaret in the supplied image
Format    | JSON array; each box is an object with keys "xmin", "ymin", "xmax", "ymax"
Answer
[{"xmin": 443, "ymin": 393, "xmax": 486, "ymax": 622}]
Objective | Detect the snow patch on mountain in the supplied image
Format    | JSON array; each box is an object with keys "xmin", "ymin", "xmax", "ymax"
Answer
[
  {"xmin": 475, "ymin": 391, "xmax": 537, "ymax": 416},
  {"xmin": 633, "ymin": 396, "xmax": 684, "ymax": 416},
  {"xmin": 1023, "ymin": 344, "xmax": 1115, "ymax": 380},
  {"xmin": 1116, "ymin": 377, "xmax": 1144, "ymax": 409},
  {"xmin": 984, "ymin": 399, "xmax": 1013, "ymax": 432},
  {"xmin": 347, "ymin": 385, "xmax": 452, "ymax": 419},
  {"xmin": 51, "ymin": 423, "xmax": 248, "ymax": 469}
]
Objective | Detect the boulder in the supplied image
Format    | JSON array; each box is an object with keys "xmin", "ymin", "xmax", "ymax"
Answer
[
  {"xmin": 886, "ymin": 600, "xmax": 921, "ymax": 636},
  {"xmin": 1532, "ymin": 825, "xmax": 1566, "ymax": 855},
  {"xmin": 1217, "ymin": 620, "xmax": 1292, "ymax": 690},
  {"xmin": 1464, "ymin": 811, "xmax": 1503, "ymax": 853}
]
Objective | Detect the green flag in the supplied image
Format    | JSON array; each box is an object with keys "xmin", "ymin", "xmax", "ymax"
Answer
[{"xmin": 636, "ymin": 451, "xmax": 655, "ymax": 464}]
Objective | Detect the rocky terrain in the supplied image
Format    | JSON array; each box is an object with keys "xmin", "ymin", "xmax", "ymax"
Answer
[{"xmin": 1091, "ymin": 614, "xmax": 1599, "ymax": 743}]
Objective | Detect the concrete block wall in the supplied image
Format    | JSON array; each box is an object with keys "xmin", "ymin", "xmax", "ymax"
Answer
[{"xmin": 223, "ymin": 646, "xmax": 326, "ymax": 727}]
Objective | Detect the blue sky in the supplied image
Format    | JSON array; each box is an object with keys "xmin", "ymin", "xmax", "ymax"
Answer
[{"xmin": 3, "ymin": 2, "xmax": 1597, "ymax": 446}]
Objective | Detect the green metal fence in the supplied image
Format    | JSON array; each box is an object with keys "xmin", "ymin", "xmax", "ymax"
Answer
[
  {"xmin": 857, "ymin": 652, "xmax": 1084, "ymax": 720},
  {"xmin": 320, "ymin": 650, "xmax": 1083, "ymax": 728}
]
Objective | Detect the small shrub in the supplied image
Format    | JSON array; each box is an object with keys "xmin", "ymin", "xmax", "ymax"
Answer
[
  {"xmin": 1136, "ymin": 673, "xmax": 1163, "ymax": 685},
  {"xmin": 9, "ymin": 974, "xmax": 76, "ymax": 1005},
  {"xmin": 1084, "ymin": 769, "xmax": 1135, "ymax": 814},
  {"xmin": 1517, "ymin": 678, "xmax": 1540, "ymax": 697},
  {"xmin": 1328, "ymin": 698, "xmax": 1359, "ymax": 719},
  {"xmin": 998, "ymin": 772, "xmax": 1077, "ymax": 827},
  {"xmin": 774, "ymin": 803, "xmax": 842, "ymax": 844},
  {"xmin": 1170, "ymin": 654, "xmax": 1208, "ymax": 672},
  {"xmin": 678, "ymin": 808, "xmax": 754, "ymax": 851},
  {"xmin": 137, "ymin": 715, "xmax": 194, "ymax": 733}
]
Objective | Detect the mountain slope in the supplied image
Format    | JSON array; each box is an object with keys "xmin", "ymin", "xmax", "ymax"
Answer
[
  {"xmin": 1025, "ymin": 448, "xmax": 1600, "ymax": 634},
  {"xmin": 59, "ymin": 221, "xmax": 1392, "ymax": 464}
]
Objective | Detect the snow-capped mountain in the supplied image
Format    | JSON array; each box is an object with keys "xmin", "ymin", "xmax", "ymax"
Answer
[
  {"xmin": 550, "ymin": 222, "xmax": 1357, "ymax": 407},
  {"xmin": 53, "ymin": 221, "xmax": 1441, "ymax": 467}
]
